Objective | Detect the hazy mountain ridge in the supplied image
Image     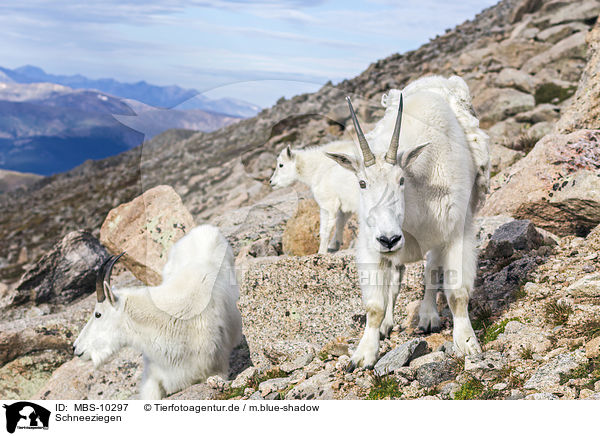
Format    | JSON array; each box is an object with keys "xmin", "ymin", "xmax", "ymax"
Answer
[
  {"xmin": 0, "ymin": 82, "xmax": 241, "ymax": 175},
  {"xmin": 0, "ymin": 65, "xmax": 260, "ymax": 116}
]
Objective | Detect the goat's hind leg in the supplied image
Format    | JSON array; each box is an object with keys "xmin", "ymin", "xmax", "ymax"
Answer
[
  {"xmin": 318, "ymin": 209, "xmax": 336, "ymax": 254},
  {"xmin": 380, "ymin": 264, "xmax": 404, "ymax": 339},
  {"xmin": 443, "ymin": 238, "xmax": 481, "ymax": 356},
  {"xmin": 328, "ymin": 211, "xmax": 349, "ymax": 252}
]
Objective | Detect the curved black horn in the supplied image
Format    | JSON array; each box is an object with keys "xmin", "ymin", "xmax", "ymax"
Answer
[
  {"xmin": 95, "ymin": 252, "xmax": 125, "ymax": 303},
  {"xmin": 385, "ymin": 93, "xmax": 403, "ymax": 165},
  {"xmin": 346, "ymin": 96, "xmax": 375, "ymax": 167}
]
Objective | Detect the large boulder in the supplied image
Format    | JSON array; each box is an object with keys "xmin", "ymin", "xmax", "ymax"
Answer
[
  {"xmin": 557, "ymin": 20, "xmax": 600, "ymax": 133},
  {"xmin": 13, "ymin": 231, "xmax": 108, "ymax": 305},
  {"xmin": 473, "ymin": 88, "xmax": 535, "ymax": 123},
  {"xmin": 282, "ymin": 198, "xmax": 357, "ymax": 256},
  {"xmin": 485, "ymin": 220, "xmax": 545, "ymax": 259},
  {"xmin": 522, "ymin": 31, "xmax": 587, "ymax": 73},
  {"xmin": 100, "ymin": 185, "xmax": 194, "ymax": 285},
  {"xmin": 481, "ymin": 130, "xmax": 600, "ymax": 236}
]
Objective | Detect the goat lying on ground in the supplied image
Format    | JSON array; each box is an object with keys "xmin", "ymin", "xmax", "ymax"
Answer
[
  {"xmin": 73, "ymin": 225, "xmax": 243, "ymax": 399},
  {"xmin": 326, "ymin": 75, "xmax": 490, "ymax": 369},
  {"xmin": 270, "ymin": 141, "xmax": 358, "ymax": 254}
]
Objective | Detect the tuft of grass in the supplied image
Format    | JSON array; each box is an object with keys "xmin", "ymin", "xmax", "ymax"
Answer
[
  {"xmin": 519, "ymin": 345, "xmax": 534, "ymax": 360},
  {"xmin": 559, "ymin": 357, "xmax": 600, "ymax": 390},
  {"xmin": 544, "ymin": 300, "xmax": 573, "ymax": 326},
  {"xmin": 318, "ymin": 350, "xmax": 330, "ymax": 361},
  {"xmin": 246, "ymin": 368, "xmax": 288, "ymax": 390},
  {"xmin": 367, "ymin": 373, "xmax": 402, "ymax": 400},
  {"xmin": 216, "ymin": 386, "xmax": 245, "ymax": 400},
  {"xmin": 576, "ymin": 318, "xmax": 600, "ymax": 340},
  {"xmin": 505, "ymin": 134, "xmax": 540, "ymax": 154},
  {"xmin": 471, "ymin": 304, "xmax": 493, "ymax": 332},
  {"xmin": 482, "ymin": 318, "xmax": 520, "ymax": 344},
  {"xmin": 454, "ymin": 379, "xmax": 484, "ymax": 400}
]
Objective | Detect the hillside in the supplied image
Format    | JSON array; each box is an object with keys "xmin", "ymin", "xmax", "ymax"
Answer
[
  {"xmin": 0, "ymin": 0, "xmax": 599, "ymax": 401},
  {"xmin": 0, "ymin": 0, "xmax": 595, "ymax": 274}
]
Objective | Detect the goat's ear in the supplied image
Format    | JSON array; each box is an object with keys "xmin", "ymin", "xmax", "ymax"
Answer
[
  {"xmin": 325, "ymin": 152, "xmax": 359, "ymax": 173},
  {"xmin": 285, "ymin": 145, "xmax": 293, "ymax": 159},
  {"xmin": 399, "ymin": 142, "xmax": 430, "ymax": 169},
  {"xmin": 103, "ymin": 281, "xmax": 117, "ymax": 306}
]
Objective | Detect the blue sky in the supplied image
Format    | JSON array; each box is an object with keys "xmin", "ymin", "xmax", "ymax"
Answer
[{"xmin": 0, "ymin": 0, "xmax": 498, "ymax": 107}]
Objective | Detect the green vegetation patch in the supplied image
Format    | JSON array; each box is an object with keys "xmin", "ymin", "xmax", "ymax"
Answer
[
  {"xmin": 482, "ymin": 318, "xmax": 521, "ymax": 344},
  {"xmin": 559, "ymin": 357, "xmax": 600, "ymax": 390},
  {"xmin": 367, "ymin": 374, "xmax": 402, "ymax": 400},
  {"xmin": 454, "ymin": 379, "xmax": 484, "ymax": 400},
  {"xmin": 534, "ymin": 83, "xmax": 576, "ymax": 105}
]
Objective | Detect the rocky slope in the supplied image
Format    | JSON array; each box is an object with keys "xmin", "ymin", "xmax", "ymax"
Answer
[{"xmin": 0, "ymin": 0, "xmax": 599, "ymax": 401}]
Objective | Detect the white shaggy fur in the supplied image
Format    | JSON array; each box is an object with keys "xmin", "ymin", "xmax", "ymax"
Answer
[
  {"xmin": 73, "ymin": 225, "xmax": 243, "ymax": 399},
  {"xmin": 270, "ymin": 141, "xmax": 359, "ymax": 253},
  {"xmin": 327, "ymin": 75, "xmax": 490, "ymax": 369}
]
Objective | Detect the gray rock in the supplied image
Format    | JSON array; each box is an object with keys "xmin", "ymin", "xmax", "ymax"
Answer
[
  {"xmin": 515, "ymin": 103, "xmax": 560, "ymax": 123},
  {"xmin": 409, "ymin": 351, "xmax": 446, "ymax": 369},
  {"xmin": 416, "ymin": 359, "xmax": 460, "ymax": 388},
  {"xmin": 481, "ymin": 256, "xmax": 539, "ymax": 310},
  {"xmin": 464, "ymin": 350, "xmax": 506, "ymax": 372},
  {"xmin": 374, "ymin": 339, "xmax": 428, "ymax": 375},
  {"xmin": 495, "ymin": 68, "xmax": 535, "ymax": 93},
  {"xmin": 525, "ymin": 392, "xmax": 559, "ymax": 400},
  {"xmin": 285, "ymin": 371, "xmax": 334, "ymax": 400},
  {"xmin": 13, "ymin": 231, "xmax": 108, "ymax": 305},
  {"xmin": 485, "ymin": 220, "xmax": 545, "ymax": 259},
  {"xmin": 524, "ymin": 351, "xmax": 587, "ymax": 390},
  {"xmin": 473, "ymin": 87, "xmax": 536, "ymax": 122},
  {"xmin": 259, "ymin": 377, "xmax": 291, "ymax": 396},
  {"xmin": 231, "ymin": 366, "xmax": 260, "ymax": 389},
  {"xmin": 535, "ymin": 22, "xmax": 589, "ymax": 44}
]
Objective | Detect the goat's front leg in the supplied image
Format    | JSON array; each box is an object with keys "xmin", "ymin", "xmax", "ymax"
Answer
[
  {"xmin": 328, "ymin": 211, "xmax": 349, "ymax": 252},
  {"xmin": 349, "ymin": 255, "xmax": 386, "ymax": 370},
  {"xmin": 140, "ymin": 359, "xmax": 166, "ymax": 400},
  {"xmin": 318, "ymin": 209, "xmax": 336, "ymax": 254}
]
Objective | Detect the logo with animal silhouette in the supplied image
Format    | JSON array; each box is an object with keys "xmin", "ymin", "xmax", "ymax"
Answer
[{"xmin": 2, "ymin": 402, "xmax": 50, "ymax": 433}]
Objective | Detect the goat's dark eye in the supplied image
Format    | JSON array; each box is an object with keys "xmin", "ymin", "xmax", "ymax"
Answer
[
  {"xmin": 359, "ymin": 180, "xmax": 366, "ymax": 189},
  {"xmin": 399, "ymin": 177, "xmax": 405, "ymax": 186},
  {"xmin": 95, "ymin": 312, "xmax": 101, "ymax": 318},
  {"xmin": 279, "ymin": 163, "xmax": 283, "ymax": 168}
]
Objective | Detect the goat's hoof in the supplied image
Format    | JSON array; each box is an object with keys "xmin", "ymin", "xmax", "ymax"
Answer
[
  {"xmin": 345, "ymin": 361, "xmax": 357, "ymax": 373},
  {"xmin": 430, "ymin": 325, "xmax": 442, "ymax": 334},
  {"xmin": 364, "ymin": 364, "xmax": 374, "ymax": 371}
]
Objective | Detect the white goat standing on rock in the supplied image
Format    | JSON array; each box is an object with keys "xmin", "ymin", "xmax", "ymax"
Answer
[
  {"xmin": 270, "ymin": 141, "xmax": 359, "ymax": 253},
  {"xmin": 73, "ymin": 225, "xmax": 242, "ymax": 399},
  {"xmin": 326, "ymin": 76, "xmax": 490, "ymax": 369}
]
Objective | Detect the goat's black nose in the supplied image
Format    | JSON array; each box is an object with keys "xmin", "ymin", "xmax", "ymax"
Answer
[{"xmin": 377, "ymin": 235, "xmax": 402, "ymax": 249}]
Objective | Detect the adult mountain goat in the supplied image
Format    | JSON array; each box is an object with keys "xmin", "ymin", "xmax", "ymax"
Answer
[
  {"xmin": 326, "ymin": 76, "xmax": 489, "ymax": 369},
  {"xmin": 270, "ymin": 141, "xmax": 358, "ymax": 253},
  {"xmin": 73, "ymin": 225, "xmax": 243, "ymax": 399}
]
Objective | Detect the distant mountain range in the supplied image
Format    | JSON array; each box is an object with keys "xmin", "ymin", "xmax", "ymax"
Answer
[
  {"xmin": 0, "ymin": 66, "xmax": 261, "ymax": 176},
  {"xmin": 0, "ymin": 65, "xmax": 261, "ymax": 117}
]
